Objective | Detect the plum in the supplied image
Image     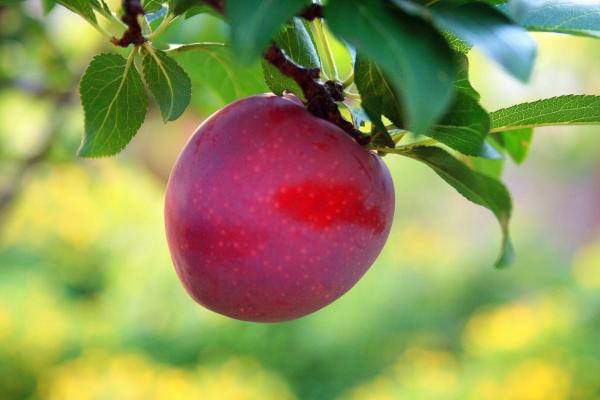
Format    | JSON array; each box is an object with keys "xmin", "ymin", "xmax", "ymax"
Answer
[{"xmin": 165, "ymin": 94, "xmax": 394, "ymax": 322}]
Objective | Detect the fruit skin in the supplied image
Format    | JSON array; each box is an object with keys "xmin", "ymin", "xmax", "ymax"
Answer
[{"xmin": 165, "ymin": 93, "xmax": 394, "ymax": 322}]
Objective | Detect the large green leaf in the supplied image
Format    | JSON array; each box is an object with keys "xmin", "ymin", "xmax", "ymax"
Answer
[
  {"xmin": 506, "ymin": 0, "xmax": 600, "ymax": 38},
  {"xmin": 395, "ymin": 0, "xmax": 536, "ymax": 82},
  {"xmin": 167, "ymin": 43, "xmax": 268, "ymax": 112},
  {"xmin": 428, "ymin": 92, "xmax": 490, "ymax": 156},
  {"xmin": 405, "ymin": 146, "xmax": 514, "ymax": 268},
  {"xmin": 226, "ymin": 0, "xmax": 309, "ymax": 64},
  {"xmin": 490, "ymin": 95, "xmax": 600, "ymax": 132},
  {"xmin": 141, "ymin": 47, "xmax": 191, "ymax": 122},
  {"xmin": 327, "ymin": 0, "xmax": 457, "ymax": 135},
  {"xmin": 261, "ymin": 17, "xmax": 320, "ymax": 101},
  {"xmin": 56, "ymin": 0, "xmax": 97, "ymax": 23},
  {"xmin": 433, "ymin": 2, "xmax": 536, "ymax": 82},
  {"xmin": 78, "ymin": 53, "xmax": 147, "ymax": 157}
]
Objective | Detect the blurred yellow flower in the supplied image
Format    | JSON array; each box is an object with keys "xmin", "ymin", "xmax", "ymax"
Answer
[
  {"xmin": 572, "ymin": 243, "xmax": 600, "ymax": 289},
  {"xmin": 504, "ymin": 359, "xmax": 571, "ymax": 400},
  {"xmin": 463, "ymin": 296, "xmax": 574, "ymax": 354},
  {"xmin": 39, "ymin": 351, "xmax": 295, "ymax": 400},
  {"xmin": 341, "ymin": 347, "xmax": 457, "ymax": 400}
]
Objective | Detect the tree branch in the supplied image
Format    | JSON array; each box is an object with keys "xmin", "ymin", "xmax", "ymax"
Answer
[
  {"xmin": 112, "ymin": 0, "xmax": 146, "ymax": 47},
  {"xmin": 265, "ymin": 44, "xmax": 368, "ymax": 145},
  {"xmin": 203, "ymin": 1, "xmax": 368, "ymax": 145}
]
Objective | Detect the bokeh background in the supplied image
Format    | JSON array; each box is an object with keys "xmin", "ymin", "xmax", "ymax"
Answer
[{"xmin": 2, "ymin": 2, "xmax": 600, "ymax": 399}]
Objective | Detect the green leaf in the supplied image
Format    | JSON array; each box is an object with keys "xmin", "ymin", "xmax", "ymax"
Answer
[
  {"xmin": 226, "ymin": 0, "xmax": 309, "ymax": 64},
  {"xmin": 41, "ymin": 0, "xmax": 57, "ymax": 13},
  {"xmin": 141, "ymin": 46, "xmax": 191, "ymax": 122},
  {"xmin": 78, "ymin": 53, "xmax": 147, "ymax": 157},
  {"xmin": 430, "ymin": 2, "xmax": 537, "ymax": 82},
  {"xmin": 56, "ymin": 0, "xmax": 97, "ymax": 23},
  {"xmin": 167, "ymin": 43, "xmax": 268, "ymax": 112},
  {"xmin": 490, "ymin": 95, "xmax": 600, "ymax": 132},
  {"xmin": 261, "ymin": 17, "xmax": 320, "ymax": 101},
  {"xmin": 428, "ymin": 91, "xmax": 490, "ymax": 156},
  {"xmin": 354, "ymin": 56, "xmax": 403, "ymax": 133},
  {"xmin": 454, "ymin": 54, "xmax": 480, "ymax": 101},
  {"xmin": 468, "ymin": 156, "xmax": 505, "ymax": 179},
  {"xmin": 496, "ymin": 128, "xmax": 533, "ymax": 164},
  {"xmin": 172, "ymin": 0, "xmax": 200, "ymax": 16},
  {"xmin": 327, "ymin": 0, "xmax": 457, "ymax": 135},
  {"xmin": 506, "ymin": 0, "xmax": 600, "ymax": 38},
  {"xmin": 143, "ymin": 0, "xmax": 163, "ymax": 14},
  {"xmin": 405, "ymin": 146, "xmax": 514, "ymax": 268},
  {"xmin": 184, "ymin": 3, "xmax": 221, "ymax": 19},
  {"xmin": 444, "ymin": 31, "xmax": 472, "ymax": 54}
]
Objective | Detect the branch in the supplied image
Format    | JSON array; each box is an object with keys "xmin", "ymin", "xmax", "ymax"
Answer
[
  {"xmin": 202, "ymin": 1, "xmax": 368, "ymax": 145},
  {"xmin": 112, "ymin": 0, "xmax": 146, "ymax": 47},
  {"xmin": 265, "ymin": 44, "xmax": 368, "ymax": 145}
]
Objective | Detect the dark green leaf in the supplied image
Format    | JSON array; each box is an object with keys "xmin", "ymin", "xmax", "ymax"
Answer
[
  {"xmin": 354, "ymin": 56, "xmax": 403, "ymax": 133},
  {"xmin": 167, "ymin": 43, "xmax": 268, "ymax": 112},
  {"xmin": 430, "ymin": 2, "xmax": 536, "ymax": 82},
  {"xmin": 226, "ymin": 0, "xmax": 309, "ymax": 64},
  {"xmin": 405, "ymin": 146, "xmax": 513, "ymax": 268},
  {"xmin": 490, "ymin": 95, "xmax": 600, "ymax": 132},
  {"xmin": 454, "ymin": 54, "xmax": 480, "ymax": 101},
  {"xmin": 327, "ymin": 0, "xmax": 457, "ymax": 134},
  {"xmin": 506, "ymin": 0, "xmax": 600, "ymax": 38},
  {"xmin": 172, "ymin": 0, "xmax": 201, "ymax": 16},
  {"xmin": 78, "ymin": 53, "xmax": 147, "ymax": 157},
  {"xmin": 141, "ymin": 47, "xmax": 191, "ymax": 122},
  {"xmin": 261, "ymin": 17, "xmax": 320, "ymax": 100}
]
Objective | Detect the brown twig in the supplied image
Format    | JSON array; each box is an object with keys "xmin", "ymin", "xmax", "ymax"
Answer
[
  {"xmin": 265, "ymin": 44, "xmax": 368, "ymax": 145},
  {"xmin": 202, "ymin": 1, "xmax": 368, "ymax": 145},
  {"xmin": 299, "ymin": 4, "xmax": 323, "ymax": 21},
  {"xmin": 112, "ymin": 0, "xmax": 146, "ymax": 47}
]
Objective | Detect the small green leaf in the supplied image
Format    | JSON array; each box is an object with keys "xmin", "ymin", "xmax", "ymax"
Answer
[
  {"xmin": 143, "ymin": 0, "xmax": 163, "ymax": 13},
  {"xmin": 428, "ymin": 91, "xmax": 490, "ymax": 156},
  {"xmin": 261, "ymin": 17, "xmax": 320, "ymax": 100},
  {"xmin": 42, "ymin": 0, "xmax": 57, "ymax": 14},
  {"xmin": 78, "ymin": 53, "xmax": 147, "ymax": 157},
  {"xmin": 454, "ymin": 54, "xmax": 480, "ymax": 101},
  {"xmin": 506, "ymin": 0, "xmax": 600, "ymax": 38},
  {"xmin": 226, "ymin": 0, "xmax": 309, "ymax": 64},
  {"xmin": 172, "ymin": 0, "xmax": 200, "ymax": 16},
  {"xmin": 495, "ymin": 128, "xmax": 533, "ymax": 164},
  {"xmin": 56, "ymin": 0, "xmax": 97, "ymax": 23},
  {"xmin": 354, "ymin": 56, "xmax": 403, "ymax": 133},
  {"xmin": 490, "ymin": 95, "xmax": 600, "ymax": 132},
  {"xmin": 405, "ymin": 146, "xmax": 514, "ymax": 268},
  {"xmin": 167, "ymin": 43, "xmax": 268, "ymax": 112},
  {"xmin": 430, "ymin": 2, "xmax": 537, "ymax": 82},
  {"xmin": 141, "ymin": 46, "xmax": 191, "ymax": 122},
  {"xmin": 327, "ymin": 0, "xmax": 457, "ymax": 134}
]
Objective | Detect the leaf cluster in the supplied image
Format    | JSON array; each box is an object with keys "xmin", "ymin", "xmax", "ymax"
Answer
[{"xmin": 9, "ymin": 0, "xmax": 600, "ymax": 267}]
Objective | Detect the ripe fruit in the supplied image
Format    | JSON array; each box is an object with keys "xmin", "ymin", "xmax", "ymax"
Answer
[{"xmin": 165, "ymin": 94, "xmax": 394, "ymax": 322}]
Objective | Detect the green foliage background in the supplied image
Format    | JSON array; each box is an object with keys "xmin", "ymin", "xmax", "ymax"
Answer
[{"xmin": 2, "ymin": 2, "xmax": 600, "ymax": 400}]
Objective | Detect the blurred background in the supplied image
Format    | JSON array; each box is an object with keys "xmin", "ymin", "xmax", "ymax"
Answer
[{"xmin": 1, "ymin": 2, "xmax": 600, "ymax": 399}]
